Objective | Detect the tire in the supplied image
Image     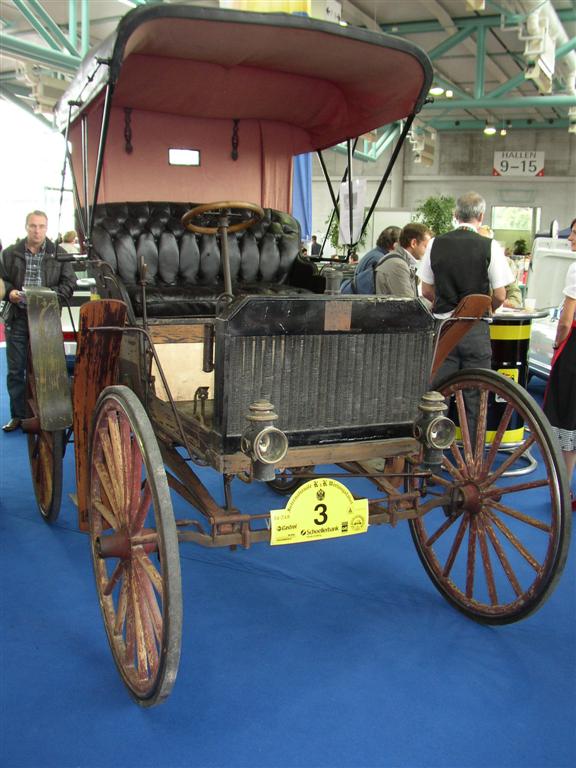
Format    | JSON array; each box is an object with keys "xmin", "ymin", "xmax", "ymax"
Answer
[
  {"xmin": 409, "ymin": 368, "xmax": 571, "ymax": 624},
  {"xmin": 267, "ymin": 466, "xmax": 314, "ymax": 496},
  {"xmin": 26, "ymin": 356, "xmax": 64, "ymax": 523},
  {"xmin": 89, "ymin": 386, "xmax": 182, "ymax": 706},
  {"xmin": 27, "ymin": 429, "xmax": 64, "ymax": 523}
]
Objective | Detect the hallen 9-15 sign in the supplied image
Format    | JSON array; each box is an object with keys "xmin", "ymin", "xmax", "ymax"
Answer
[{"xmin": 493, "ymin": 151, "xmax": 545, "ymax": 177}]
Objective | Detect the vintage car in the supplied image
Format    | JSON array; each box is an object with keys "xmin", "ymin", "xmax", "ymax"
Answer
[{"xmin": 22, "ymin": 4, "xmax": 571, "ymax": 707}]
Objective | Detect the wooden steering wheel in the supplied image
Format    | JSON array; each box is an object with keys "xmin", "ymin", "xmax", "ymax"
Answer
[{"xmin": 181, "ymin": 201, "xmax": 264, "ymax": 235}]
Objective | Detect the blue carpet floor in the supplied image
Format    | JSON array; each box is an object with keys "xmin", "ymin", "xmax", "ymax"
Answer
[{"xmin": 0, "ymin": 352, "xmax": 574, "ymax": 768}]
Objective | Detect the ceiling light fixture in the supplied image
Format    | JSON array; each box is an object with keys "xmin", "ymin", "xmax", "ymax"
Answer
[
  {"xmin": 500, "ymin": 128, "xmax": 507, "ymax": 136},
  {"xmin": 483, "ymin": 123, "xmax": 497, "ymax": 136},
  {"xmin": 445, "ymin": 89, "xmax": 454, "ymax": 98},
  {"xmin": 429, "ymin": 85, "xmax": 445, "ymax": 96}
]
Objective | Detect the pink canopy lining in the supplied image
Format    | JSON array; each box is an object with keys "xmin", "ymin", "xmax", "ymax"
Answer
[{"xmin": 66, "ymin": 12, "xmax": 429, "ymax": 210}]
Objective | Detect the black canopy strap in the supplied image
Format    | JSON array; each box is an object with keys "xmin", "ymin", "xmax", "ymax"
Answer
[
  {"xmin": 358, "ymin": 113, "xmax": 416, "ymax": 245},
  {"xmin": 347, "ymin": 139, "xmax": 353, "ymax": 246},
  {"xmin": 81, "ymin": 114, "xmax": 89, "ymax": 243},
  {"xmin": 54, "ymin": 102, "xmax": 74, "ymax": 247},
  {"xmin": 88, "ymin": 82, "xmax": 115, "ymax": 238},
  {"xmin": 317, "ymin": 137, "xmax": 359, "ymax": 257},
  {"xmin": 59, "ymin": 100, "xmax": 87, "ymax": 243},
  {"xmin": 66, "ymin": 145, "xmax": 87, "ymax": 244}
]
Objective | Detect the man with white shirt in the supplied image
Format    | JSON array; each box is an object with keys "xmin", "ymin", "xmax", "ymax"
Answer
[{"xmin": 418, "ymin": 192, "xmax": 513, "ymax": 436}]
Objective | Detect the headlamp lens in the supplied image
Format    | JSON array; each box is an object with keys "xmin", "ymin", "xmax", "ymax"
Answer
[
  {"xmin": 426, "ymin": 416, "xmax": 456, "ymax": 449},
  {"xmin": 254, "ymin": 427, "xmax": 288, "ymax": 464}
]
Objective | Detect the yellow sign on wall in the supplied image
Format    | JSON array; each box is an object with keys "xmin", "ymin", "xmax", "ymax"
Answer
[{"xmin": 221, "ymin": 1, "xmax": 311, "ymax": 12}]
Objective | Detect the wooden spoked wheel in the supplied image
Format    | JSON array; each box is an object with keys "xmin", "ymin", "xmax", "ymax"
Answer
[
  {"xmin": 409, "ymin": 369, "xmax": 571, "ymax": 624},
  {"xmin": 267, "ymin": 466, "xmax": 315, "ymax": 496},
  {"xmin": 182, "ymin": 201, "xmax": 264, "ymax": 235},
  {"xmin": 26, "ymin": 356, "xmax": 64, "ymax": 523},
  {"xmin": 89, "ymin": 386, "xmax": 182, "ymax": 706}
]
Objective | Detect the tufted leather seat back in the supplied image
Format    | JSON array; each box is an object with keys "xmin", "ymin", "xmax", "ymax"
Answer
[{"xmin": 89, "ymin": 202, "xmax": 301, "ymax": 287}]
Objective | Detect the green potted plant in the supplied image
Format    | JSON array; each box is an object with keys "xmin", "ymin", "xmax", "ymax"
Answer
[{"xmin": 414, "ymin": 195, "xmax": 455, "ymax": 236}]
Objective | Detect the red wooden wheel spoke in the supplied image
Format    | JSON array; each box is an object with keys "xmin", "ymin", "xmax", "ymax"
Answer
[
  {"xmin": 484, "ymin": 508, "xmax": 541, "ymax": 571},
  {"xmin": 134, "ymin": 565, "xmax": 159, "ymax": 675},
  {"xmin": 130, "ymin": 570, "xmax": 149, "ymax": 680},
  {"xmin": 94, "ymin": 456, "xmax": 122, "ymax": 523},
  {"xmin": 104, "ymin": 561, "xmax": 125, "ymax": 596},
  {"xmin": 124, "ymin": 571, "xmax": 136, "ymax": 667},
  {"xmin": 107, "ymin": 413, "xmax": 126, "ymax": 508},
  {"xmin": 454, "ymin": 390, "xmax": 474, "ymax": 467},
  {"xmin": 444, "ymin": 450, "xmax": 465, "ymax": 480},
  {"xmin": 483, "ymin": 477, "xmax": 549, "ymax": 498},
  {"xmin": 484, "ymin": 522, "xmax": 523, "ymax": 598},
  {"xmin": 131, "ymin": 481, "xmax": 152, "ymax": 535},
  {"xmin": 128, "ymin": 437, "xmax": 143, "ymax": 529},
  {"xmin": 481, "ymin": 402, "xmax": 515, "ymax": 479},
  {"xmin": 93, "ymin": 499, "xmax": 119, "ymax": 530},
  {"xmin": 487, "ymin": 499, "xmax": 552, "ymax": 533},
  {"xmin": 473, "ymin": 389, "xmax": 489, "ymax": 473},
  {"xmin": 441, "ymin": 514, "xmax": 469, "ymax": 578},
  {"xmin": 134, "ymin": 546, "xmax": 164, "ymax": 597},
  {"xmin": 98, "ymin": 427, "xmax": 123, "ymax": 512},
  {"xmin": 134, "ymin": 555, "xmax": 163, "ymax": 644},
  {"xmin": 465, "ymin": 515, "xmax": 478, "ymax": 598},
  {"xmin": 481, "ymin": 435, "xmax": 537, "ymax": 488},
  {"xmin": 426, "ymin": 511, "xmax": 461, "ymax": 547},
  {"xmin": 477, "ymin": 515, "xmax": 498, "ymax": 605},
  {"xmin": 114, "ymin": 573, "xmax": 129, "ymax": 636}
]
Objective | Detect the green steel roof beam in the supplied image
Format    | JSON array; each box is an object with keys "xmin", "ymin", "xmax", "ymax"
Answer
[
  {"xmin": 333, "ymin": 146, "xmax": 375, "ymax": 162},
  {"xmin": 475, "ymin": 24, "xmax": 487, "ymax": 99},
  {"xmin": 427, "ymin": 26, "xmax": 475, "ymax": 61},
  {"xmin": 26, "ymin": 0, "xmax": 80, "ymax": 57},
  {"xmin": 12, "ymin": 0, "xmax": 61, "ymax": 52},
  {"xmin": 69, "ymin": 0, "xmax": 77, "ymax": 50},
  {"xmin": 425, "ymin": 94, "xmax": 576, "ymax": 109},
  {"xmin": 381, "ymin": 10, "xmax": 576, "ymax": 35},
  {"xmin": 428, "ymin": 117, "xmax": 569, "ymax": 131},
  {"xmin": 0, "ymin": 33, "xmax": 81, "ymax": 72},
  {"xmin": 80, "ymin": 0, "xmax": 90, "ymax": 56},
  {"xmin": 0, "ymin": 85, "xmax": 53, "ymax": 128},
  {"xmin": 486, "ymin": 37, "xmax": 576, "ymax": 100},
  {"xmin": 374, "ymin": 124, "xmax": 401, "ymax": 157},
  {"xmin": 431, "ymin": 75, "xmax": 469, "ymax": 101}
]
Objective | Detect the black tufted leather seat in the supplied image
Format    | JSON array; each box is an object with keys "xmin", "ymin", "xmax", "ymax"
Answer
[{"xmin": 88, "ymin": 202, "xmax": 321, "ymax": 318}]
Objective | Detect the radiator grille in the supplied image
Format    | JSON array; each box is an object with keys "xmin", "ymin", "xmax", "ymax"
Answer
[{"xmin": 223, "ymin": 331, "xmax": 435, "ymax": 436}]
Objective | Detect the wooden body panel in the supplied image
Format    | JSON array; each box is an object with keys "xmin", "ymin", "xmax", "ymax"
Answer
[
  {"xmin": 72, "ymin": 300, "xmax": 128, "ymax": 530},
  {"xmin": 26, "ymin": 287, "xmax": 72, "ymax": 430}
]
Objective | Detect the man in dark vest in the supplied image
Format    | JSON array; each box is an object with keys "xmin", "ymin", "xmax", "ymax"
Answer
[{"xmin": 418, "ymin": 192, "xmax": 513, "ymax": 437}]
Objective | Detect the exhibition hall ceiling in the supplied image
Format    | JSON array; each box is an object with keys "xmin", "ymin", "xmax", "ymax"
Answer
[{"xmin": 0, "ymin": 0, "xmax": 575, "ymax": 134}]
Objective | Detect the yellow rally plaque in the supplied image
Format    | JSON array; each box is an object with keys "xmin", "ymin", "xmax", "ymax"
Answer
[{"xmin": 270, "ymin": 478, "xmax": 368, "ymax": 546}]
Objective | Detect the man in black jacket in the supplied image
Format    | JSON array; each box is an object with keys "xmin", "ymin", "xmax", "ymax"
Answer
[{"xmin": 0, "ymin": 211, "xmax": 76, "ymax": 431}]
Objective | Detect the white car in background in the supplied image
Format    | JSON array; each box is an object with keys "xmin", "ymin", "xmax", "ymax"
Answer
[{"xmin": 526, "ymin": 235, "xmax": 574, "ymax": 380}]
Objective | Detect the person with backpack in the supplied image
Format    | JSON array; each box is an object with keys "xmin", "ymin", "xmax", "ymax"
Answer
[
  {"xmin": 375, "ymin": 223, "xmax": 431, "ymax": 298},
  {"xmin": 340, "ymin": 225, "xmax": 400, "ymax": 294}
]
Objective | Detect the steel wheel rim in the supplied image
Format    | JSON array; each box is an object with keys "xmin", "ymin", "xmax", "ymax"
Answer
[
  {"xmin": 89, "ymin": 388, "xmax": 181, "ymax": 705},
  {"xmin": 27, "ymin": 430, "xmax": 64, "ymax": 521},
  {"xmin": 410, "ymin": 369, "xmax": 571, "ymax": 623}
]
